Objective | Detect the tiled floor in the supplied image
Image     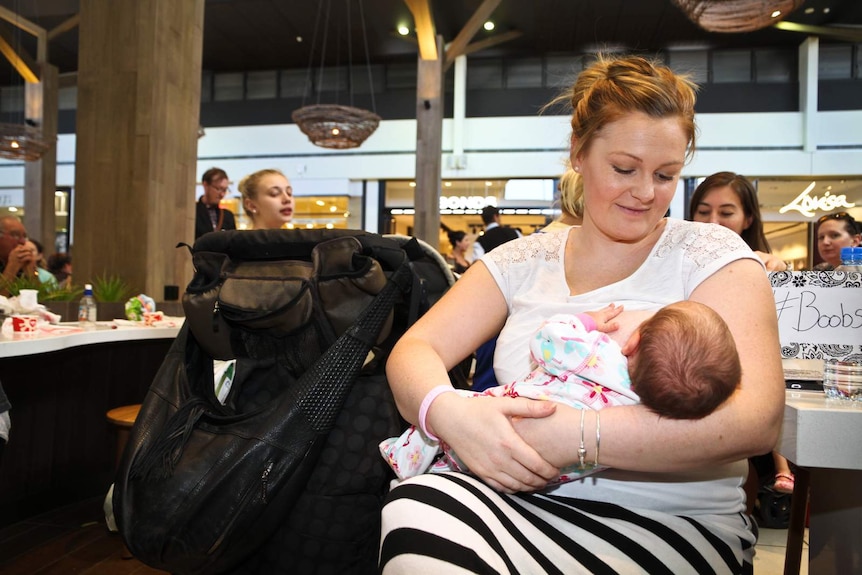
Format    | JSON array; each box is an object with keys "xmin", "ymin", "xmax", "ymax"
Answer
[{"xmin": 754, "ymin": 526, "xmax": 809, "ymax": 574}]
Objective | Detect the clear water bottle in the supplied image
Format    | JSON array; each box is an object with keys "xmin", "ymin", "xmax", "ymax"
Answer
[
  {"xmin": 78, "ymin": 283, "xmax": 97, "ymax": 326},
  {"xmin": 835, "ymin": 247, "xmax": 862, "ymax": 272}
]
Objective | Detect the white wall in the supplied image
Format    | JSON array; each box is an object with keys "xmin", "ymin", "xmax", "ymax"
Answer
[{"xmin": 0, "ymin": 110, "xmax": 860, "ymax": 208}]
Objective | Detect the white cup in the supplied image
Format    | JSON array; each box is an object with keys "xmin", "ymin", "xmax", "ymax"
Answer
[{"xmin": 18, "ymin": 289, "xmax": 38, "ymax": 311}]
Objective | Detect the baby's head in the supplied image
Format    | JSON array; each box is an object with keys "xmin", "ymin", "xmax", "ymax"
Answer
[{"xmin": 628, "ymin": 300, "xmax": 741, "ymax": 419}]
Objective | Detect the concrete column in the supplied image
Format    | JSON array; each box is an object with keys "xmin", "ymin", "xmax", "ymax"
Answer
[
  {"xmin": 23, "ymin": 61, "xmax": 58, "ymax": 253},
  {"xmin": 74, "ymin": 0, "xmax": 204, "ymax": 296},
  {"xmin": 413, "ymin": 35, "xmax": 444, "ymax": 247}
]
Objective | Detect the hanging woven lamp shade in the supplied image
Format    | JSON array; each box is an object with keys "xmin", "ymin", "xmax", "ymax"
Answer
[
  {"xmin": 672, "ymin": 0, "xmax": 805, "ymax": 33},
  {"xmin": 0, "ymin": 123, "xmax": 54, "ymax": 161},
  {"xmin": 292, "ymin": 104, "xmax": 381, "ymax": 150}
]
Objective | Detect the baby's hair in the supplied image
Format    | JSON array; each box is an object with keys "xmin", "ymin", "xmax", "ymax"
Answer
[{"xmin": 631, "ymin": 301, "xmax": 741, "ymax": 419}]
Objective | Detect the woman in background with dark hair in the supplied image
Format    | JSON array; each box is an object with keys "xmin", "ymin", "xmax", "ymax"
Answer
[
  {"xmin": 813, "ymin": 211, "xmax": 861, "ymax": 270},
  {"xmin": 446, "ymin": 230, "xmax": 471, "ymax": 274},
  {"xmin": 689, "ymin": 171, "xmax": 786, "ymax": 271}
]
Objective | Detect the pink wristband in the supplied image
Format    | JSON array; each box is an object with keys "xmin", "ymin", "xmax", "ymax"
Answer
[{"xmin": 418, "ymin": 385, "xmax": 456, "ymax": 441}]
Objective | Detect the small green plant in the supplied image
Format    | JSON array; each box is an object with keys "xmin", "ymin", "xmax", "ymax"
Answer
[
  {"xmin": 92, "ymin": 274, "xmax": 132, "ymax": 303},
  {"xmin": 40, "ymin": 284, "xmax": 83, "ymax": 302},
  {"xmin": 0, "ymin": 274, "xmax": 82, "ymax": 302}
]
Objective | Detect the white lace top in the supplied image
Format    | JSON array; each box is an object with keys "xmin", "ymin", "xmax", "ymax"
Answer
[{"xmin": 482, "ymin": 218, "xmax": 763, "ymax": 517}]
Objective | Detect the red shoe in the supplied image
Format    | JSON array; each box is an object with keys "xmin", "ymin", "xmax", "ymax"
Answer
[{"xmin": 773, "ymin": 473, "xmax": 795, "ymax": 494}]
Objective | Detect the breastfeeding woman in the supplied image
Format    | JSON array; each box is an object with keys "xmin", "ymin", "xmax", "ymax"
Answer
[
  {"xmin": 380, "ymin": 54, "xmax": 784, "ymax": 574},
  {"xmin": 238, "ymin": 168, "xmax": 294, "ymax": 229}
]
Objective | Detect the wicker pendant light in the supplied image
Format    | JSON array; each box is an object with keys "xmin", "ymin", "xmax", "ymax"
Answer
[
  {"xmin": 0, "ymin": 122, "xmax": 53, "ymax": 161},
  {"xmin": 672, "ymin": 0, "xmax": 805, "ymax": 33},
  {"xmin": 292, "ymin": 0, "xmax": 380, "ymax": 149},
  {"xmin": 0, "ymin": 2, "xmax": 54, "ymax": 162}
]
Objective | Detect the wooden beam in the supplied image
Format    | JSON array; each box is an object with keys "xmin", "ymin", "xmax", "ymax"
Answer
[
  {"xmin": 444, "ymin": 0, "xmax": 500, "ymax": 65},
  {"xmin": 773, "ymin": 21, "xmax": 862, "ymax": 42},
  {"xmin": 0, "ymin": 5, "xmax": 43, "ymax": 38},
  {"xmin": 59, "ymin": 71, "xmax": 78, "ymax": 88},
  {"xmin": 404, "ymin": 0, "xmax": 437, "ymax": 60},
  {"xmin": 48, "ymin": 14, "xmax": 80, "ymax": 41},
  {"xmin": 0, "ymin": 25, "xmax": 39, "ymax": 83},
  {"xmin": 0, "ymin": 4, "xmax": 47, "ymax": 62},
  {"xmin": 443, "ymin": 29, "xmax": 522, "ymax": 72}
]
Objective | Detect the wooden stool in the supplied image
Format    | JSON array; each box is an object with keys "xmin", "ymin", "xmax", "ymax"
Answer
[{"xmin": 106, "ymin": 404, "xmax": 141, "ymax": 467}]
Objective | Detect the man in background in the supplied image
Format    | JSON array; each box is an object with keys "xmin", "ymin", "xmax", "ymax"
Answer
[
  {"xmin": 472, "ymin": 205, "xmax": 520, "ymax": 261},
  {"xmin": 0, "ymin": 215, "xmax": 34, "ymax": 296},
  {"xmin": 195, "ymin": 167, "xmax": 237, "ymax": 239}
]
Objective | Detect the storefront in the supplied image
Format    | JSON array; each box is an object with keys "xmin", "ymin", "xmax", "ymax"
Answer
[{"xmin": 383, "ymin": 178, "xmax": 561, "ymax": 258}]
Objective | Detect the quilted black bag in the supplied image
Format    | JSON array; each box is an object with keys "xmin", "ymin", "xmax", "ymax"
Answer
[{"xmin": 113, "ymin": 229, "xmax": 419, "ymax": 575}]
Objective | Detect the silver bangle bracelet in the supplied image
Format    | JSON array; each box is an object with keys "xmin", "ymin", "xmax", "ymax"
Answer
[{"xmin": 578, "ymin": 408, "xmax": 587, "ymax": 469}]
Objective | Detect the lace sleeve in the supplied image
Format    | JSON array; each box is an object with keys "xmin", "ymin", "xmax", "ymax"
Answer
[{"xmin": 481, "ymin": 231, "xmax": 567, "ymax": 305}]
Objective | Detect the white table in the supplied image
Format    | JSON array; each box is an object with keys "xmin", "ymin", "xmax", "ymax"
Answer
[
  {"xmin": 777, "ymin": 390, "xmax": 862, "ymax": 575},
  {"xmin": 0, "ymin": 320, "xmax": 183, "ymax": 358}
]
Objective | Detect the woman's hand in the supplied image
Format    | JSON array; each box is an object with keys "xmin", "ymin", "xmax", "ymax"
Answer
[
  {"xmin": 754, "ymin": 250, "xmax": 787, "ymax": 272},
  {"xmin": 427, "ymin": 392, "xmax": 560, "ymax": 493}
]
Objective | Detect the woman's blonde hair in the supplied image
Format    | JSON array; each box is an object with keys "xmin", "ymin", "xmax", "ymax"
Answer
[
  {"xmin": 558, "ymin": 166, "xmax": 584, "ymax": 220},
  {"xmin": 238, "ymin": 168, "xmax": 287, "ymax": 219}
]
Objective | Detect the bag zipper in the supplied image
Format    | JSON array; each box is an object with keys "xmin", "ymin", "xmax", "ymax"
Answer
[
  {"xmin": 212, "ymin": 300, "xmax": 220, "ymax": 332},
  {"xmin": 207, "ymin": 459, "xmax": 275, "ymax": 554},
  {"xmin": 261, "ymin": 460, "xmax": 274, "ymax": 503}
]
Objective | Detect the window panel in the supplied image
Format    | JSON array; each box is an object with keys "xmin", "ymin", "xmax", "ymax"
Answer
[{"xmin": 713, "ymin": 50, "xmax": 752, "ymax": 83}]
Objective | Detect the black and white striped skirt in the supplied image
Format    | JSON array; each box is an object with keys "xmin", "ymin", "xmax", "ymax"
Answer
[{"xmin": 380, "ymin": 473, "xmax": 755, "ymax": 574}]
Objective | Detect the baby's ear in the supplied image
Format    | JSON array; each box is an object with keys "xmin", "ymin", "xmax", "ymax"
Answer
[{"xmin": 621, "ymin": 328, "xmax": 641, "ymax": 357}]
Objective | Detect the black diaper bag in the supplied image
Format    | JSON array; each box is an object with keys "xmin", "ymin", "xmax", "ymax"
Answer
[{"xmin": 113, "ymin": 229, "xmax": 449, "ymax": 575}]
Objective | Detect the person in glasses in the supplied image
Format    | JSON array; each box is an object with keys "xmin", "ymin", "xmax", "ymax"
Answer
[
  {"xmin": 195, "ymin": 167, "xmax": 237, "ymax": 239},
  {"xmin": 813, "ymin": 211, "xmax": 862, "ymax": 270},
  {"xmin": 0, "ymin": 215, "xmax": 35, "ymax": 296}
]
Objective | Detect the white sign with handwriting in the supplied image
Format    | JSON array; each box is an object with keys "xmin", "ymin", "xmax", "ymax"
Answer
[{"xmin": 773, "ymin": 283, "xmax": 862, "ymax": 346}]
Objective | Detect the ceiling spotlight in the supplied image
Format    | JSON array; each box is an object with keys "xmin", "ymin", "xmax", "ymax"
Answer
[
  {"xmin": 483, "ymin": 21, "xmax": 495, "ymax": 31},
  {"xmin": 296, "ymin": 36, "xmax": 303, "ymax": 43},
  {"xmin": 409, "ymin": 182, "xmax": 416, "ymax": 187},
  {"xmin": 823, "ymin": 7, "xmax": 830, "ymax": 13},
  {"xmin": 804, "ymin": 7, "xmax": 814, "ymax": 13},
  {"xmin": 444, "ymin": 181, "xmax": 452, "ymax": 187},
  {"xmin": 397, "ymin": 24, "xmax": 410, "ymax": 35}
]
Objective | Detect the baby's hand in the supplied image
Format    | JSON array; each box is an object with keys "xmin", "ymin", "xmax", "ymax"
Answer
[{"xmin": 584, "ymin": 303, "xmax": 623, "ymax": 333}]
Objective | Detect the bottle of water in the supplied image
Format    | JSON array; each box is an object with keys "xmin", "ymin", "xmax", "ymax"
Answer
[
  {"xmin": 78, "ymin": 283, "xmax": 97, "ymax": 326},
  {"xmin": 835, "ymin": 247, "xmax": 862, "ymax": 272}
]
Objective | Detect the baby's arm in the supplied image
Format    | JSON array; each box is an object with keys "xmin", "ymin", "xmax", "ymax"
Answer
[{"xmin": 580, "ymin": 303, "xmax": 624, "ymax": 334}]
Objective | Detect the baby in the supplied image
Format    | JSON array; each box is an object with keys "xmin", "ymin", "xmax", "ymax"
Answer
[{"xmin": 380, "ymin": 300, "xmax": 741, "ymax": 485}]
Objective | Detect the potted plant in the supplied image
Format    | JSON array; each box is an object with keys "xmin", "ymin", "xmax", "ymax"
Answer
[
  {"xmin": 91, "ymin": 274, "xmax": 133, "ymax": 321},
  {"xmin": 0, "ymin": 274, "xmax": 83, "ymax": 321}
]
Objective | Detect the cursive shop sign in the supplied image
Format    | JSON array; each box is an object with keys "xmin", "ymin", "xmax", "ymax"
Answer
[
  {"xmin": 778, "ymin": 182, "xmax": 856, "ymax": 218},
  {"xmin": 772, "ymin": 273, "xmax": 862, "ymax": 347}
]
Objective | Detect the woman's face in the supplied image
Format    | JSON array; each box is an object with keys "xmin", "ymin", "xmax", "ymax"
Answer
[
  {"xmin": 245, "ymin": 174, "xmax": 294, "ymax": 229},
  {"xmin": 574, "ymin": 112, "xmax": 688, "ymax": 243},
  {"xmin": 456, "ymin": 237, "xmax": 469, "ymax": 252},
  {"xmin": 691, "ymin": 185, "xmax": 752, "ymax": 237},
  {"xmin": 817, "ymin": 218, "xmax": 861, "ymax": 267}
]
